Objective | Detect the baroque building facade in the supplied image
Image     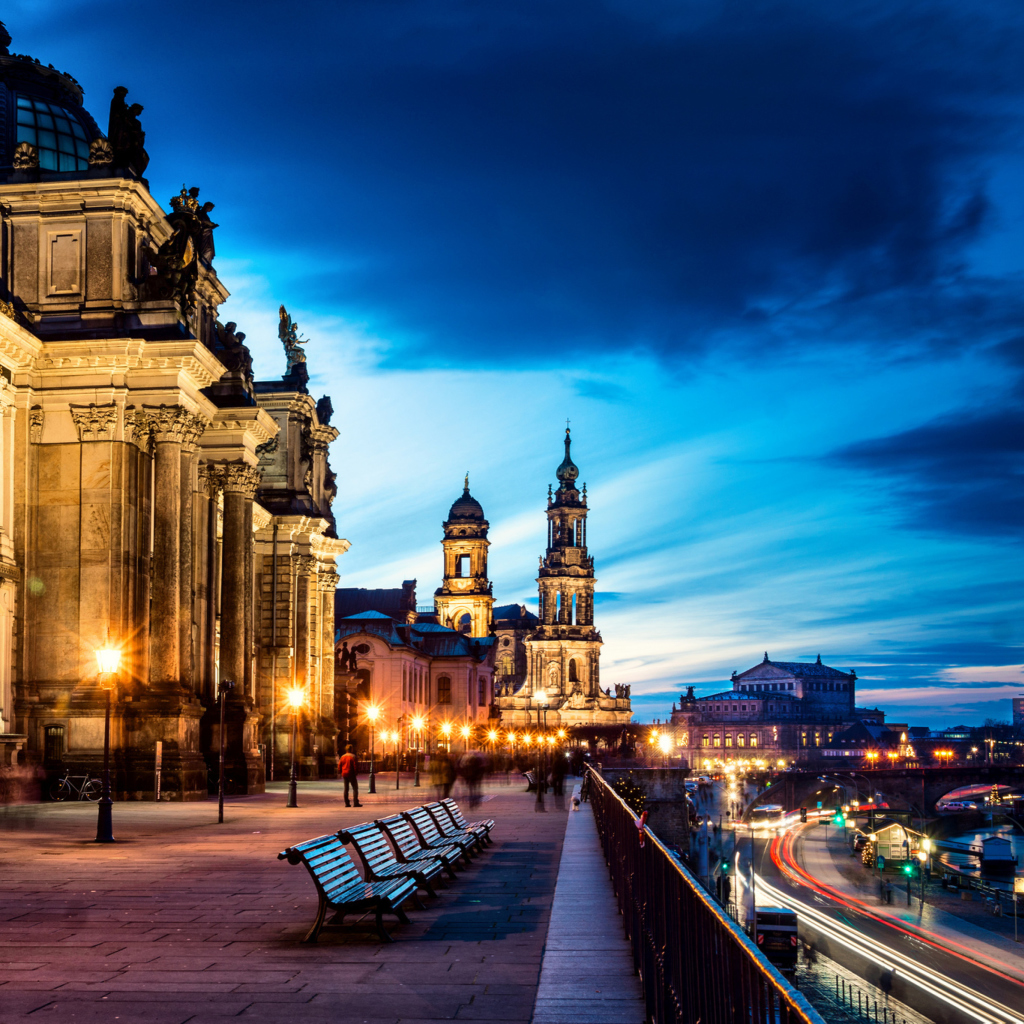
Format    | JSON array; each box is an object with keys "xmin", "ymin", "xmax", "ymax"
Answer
[
  {"xmin": 0, "ymin": 27, "xmax": 346, "ymax": 795},
  {"xmin": 669, "ymin": 654, "xmax": 883, "ymax": 767}
]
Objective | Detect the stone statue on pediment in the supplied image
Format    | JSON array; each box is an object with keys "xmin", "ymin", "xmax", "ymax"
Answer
[
  {"xmin": 108, "ymin": 86, "xmax": 149, "ymax": 176},
  {"xmin": 279, "ymin": 306, "xmax": 307, "ymax": 368}
]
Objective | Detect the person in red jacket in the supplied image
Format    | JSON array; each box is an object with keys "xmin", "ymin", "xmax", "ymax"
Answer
[{"xmin": 338, "ymin": 743, "xmax": 361, "ymax": 807}]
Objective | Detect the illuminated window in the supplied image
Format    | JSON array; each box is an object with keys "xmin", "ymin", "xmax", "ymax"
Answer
[
  {"xmin": 749, "ymin": 734, "xmax": 758, "ymax": 748},
  {"xmin": 713, "ymin": 734, "xmax": 721, "ymax": 747},
  {"xmin": 702, "ymin": 734, "xmax": 709, "ymax": 747},
  {"xmin": 737, "ymin": 734, "xmax": 745, "ymax": 748},
  {"xmin": 724, "ymin": 734, "xmax": 733, "ymax": 747},
  {"xmin": 438, "ymin": 676, "xmax": 452, "ymax": 704},
  {"xmin": 16, "ymin": 95, "xmax": 90, "ymax": 171}
]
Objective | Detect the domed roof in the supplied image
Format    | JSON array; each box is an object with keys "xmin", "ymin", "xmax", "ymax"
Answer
[
  {"xmin": 447, "ymin": 474, "xmax": 484, "ymax": 521},
  {"xmin": 0, "ymin": 22, "xmax": 103, "ymax": 178},
  {"xmin": 556, "ymin": 427, "xmax": 579, "ymax": 488}
]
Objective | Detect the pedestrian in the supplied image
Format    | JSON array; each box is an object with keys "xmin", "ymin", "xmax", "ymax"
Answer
[
  {"xmin": 339, "ymin": 743, "xmax": 361, "ymax": 807},
  {"xmin": 551, "ymin": 750, "xmax": 567, "ymax": 796}
]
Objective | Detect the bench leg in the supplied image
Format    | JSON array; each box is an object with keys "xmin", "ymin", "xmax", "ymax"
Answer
[
  {"xmin": 420, "ymin": 878, "xmax": 438, "ymax": 898},
  {"xmin": 395, "ymin": 903, "xmax": 411, "ymax": 925},
  {"xmin": 375, "ymin": 906, "xmax": 393, "ymax": 943},
  {"xmin": 302, "ymin": 896, "xmax": 329, "ymax": 944},
  {"xmin": 411, "ymin": 894, "xmax": 426, "ymax": 911}
]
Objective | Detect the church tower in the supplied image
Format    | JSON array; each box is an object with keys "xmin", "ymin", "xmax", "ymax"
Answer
[
  {"xmin": 434, "ymin": 476, "xmax": 494, "ymax": 636},
  {"xmin": 526, "ymin": 428, "xmax": 603, "ymax": 707}
]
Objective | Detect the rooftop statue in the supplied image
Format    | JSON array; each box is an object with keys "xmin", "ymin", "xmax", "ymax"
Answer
[
  {"xmin": 141, "ymin": 185, "xmax": 207, "ymax": 314},
  {"xmin": 278, "ymin": 306, "xmax": 307, "ymax": 369},
  {"xmin": 107, "ymin": 86, "xmax": 149, "ymax": 176}
]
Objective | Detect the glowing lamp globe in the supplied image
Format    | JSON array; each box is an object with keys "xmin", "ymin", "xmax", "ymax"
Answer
[{"xmin": 95, "ymin": 647, "xmax": 121, "ymax": 674}]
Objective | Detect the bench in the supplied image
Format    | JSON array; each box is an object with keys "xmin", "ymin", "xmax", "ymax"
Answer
[
  {"xmin": 426, "ymin": 801, "xmax": 488, "ymax": 852},
  {"xmin": 278, "ymin": 833, "xmax": 419, "ymax": 943},
  {"xmin": 523, "ymin": 770, "xmax": 536, "ymax": 791},
  {"xmin": 339, "ymin": 821, "xmax": 445, "ymax": 897},
  {"xmin": 404, "ymin": 805, "xmax": 478, "ymax": 861},
  {"xmin": 377, "ymin": 813, "xmax": 464, "ymax": 878},
  {"xmin": 439, "ymin": 797, "xmax": 495, "ymax": 843}
]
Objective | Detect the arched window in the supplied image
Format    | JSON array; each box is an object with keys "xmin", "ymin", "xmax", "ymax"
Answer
[
  {"xmin": 438, "ymin": 676, "xmax": 452, "ymax": 704},
  {"xmin": 713, "ymin": 734, "xmax": 721, "ymax": 747},
  {"xmin": 356, "ymin": 669, "xmax": 372, "ymax": 701},
  {"xmin": 749, "ymin": 734, "xmax": 758, "ymax": 748},
  {"xmin": 568, "ymin": 658, "xmax": 578, "ymax": 683},
  {"xmin": 737, "ymin": 734, "xmax": 745, "ymax": 748},
  {"xmin": 702, "ymin": 734, "xmax": 710, "ymax": 747},
  {"xmin": 458, "ymin": 613, "xmax": 472, "ymax": 634},
  {"xmin": 478, "ymin": 676, "xmax": 487, "ymax": 706},
  {"xmin": 724, "ymin": 734, "xmax": 733, "ymax": 747}
]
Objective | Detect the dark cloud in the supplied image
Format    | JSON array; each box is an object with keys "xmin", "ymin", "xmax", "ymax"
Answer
[
  {"xmin": 829, "ymin": 400, "xmax": 1024, "ymax": 538},
  {"xmin": 28, "ymin": 0, "xmax": 1024, "ymax": 367}
]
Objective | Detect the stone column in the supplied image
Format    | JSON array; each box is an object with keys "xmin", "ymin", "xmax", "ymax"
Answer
[
  {"xmin": 197, "ymin": 465, "xmax": 223, "ymax": 703},
  {"xmin": 178, "ymin": 417, "xmax": 208, "ymax": 694},
  {"xmin": 219, "ymin": 463, "xmax": 262, "ymax": 697},
  {"xmin": 146, "ymin": 405, "xmax": 204, "ymax": 691}
]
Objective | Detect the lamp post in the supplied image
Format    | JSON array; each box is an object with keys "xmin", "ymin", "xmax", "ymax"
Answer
[
  {"xmin": 441, "ymin": 720, "xmax": 452, "ymax": 754},
  {"xmin": 412, "ymin": 715, "xmax": 425, "ymax": 787},
  {"xmin": 392, "ymin": 729, "xmax": 402, "ymax": 790},
  {"xmin": 94, "ymin": 644, "xmax": 121, "ymax": 844},
  {"xmin": 460, "ymin": 723, "xmax": 472, "ymax": 754},
  {"xmin": 217, "ymin": 679, "xmax": 234, "ymax": 823},
  {"xmin": 286, "ymin": 686, "xmax": 304, "ymax": 808},
  {"xmin": 366, "ymin": 703, "xmax": 379, "ymax": 794}
]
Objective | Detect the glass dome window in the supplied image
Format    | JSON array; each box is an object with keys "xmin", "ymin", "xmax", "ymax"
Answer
[{"xmin": 16, "ymin": 94, "xmax": 90, "ymax": 171}]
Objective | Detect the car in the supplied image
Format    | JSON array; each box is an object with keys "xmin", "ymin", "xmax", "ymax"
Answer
[
  {"xmin": 941, "ymin": 800, "xmax": 977, "ymax": 811},
  {"xmin": 851, "ymin": 833, "xmax": 868, "ymax": 852}
]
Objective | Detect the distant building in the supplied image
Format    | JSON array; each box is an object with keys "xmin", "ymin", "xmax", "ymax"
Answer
[
  {"xmin": 670, "ymin": 653, "xmax": 877, "ymax": 767},
  {"xmin": 1014, "ymin": 696, "xmax": 1024, "ymax": 728}
]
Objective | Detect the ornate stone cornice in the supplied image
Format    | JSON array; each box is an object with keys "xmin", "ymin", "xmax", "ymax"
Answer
[
  {"xmin": 293, "ymin": 554, "xmax": 317, "ymax": 575},
  {"xmin": 69, "ymin": 403, "xmax": 118, "ymax": 442},
  {"xmin": 28, "ymin": 406, "xmax": 43, "ymax": 443},
  {"xmin": 308, "ymin": 424, "xmax": 338, "ymax": 451},
  {"xmin": 252, "ymin": 502, "xmax": 273, "ymax": 531},
  {"xmin": 220, "ymin": 462, "xmax": 262, "ymax": 499}
]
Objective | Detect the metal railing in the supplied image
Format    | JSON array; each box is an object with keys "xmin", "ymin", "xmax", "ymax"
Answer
[{"xmin": 589, "ymin": 769, "xmax": 825, "ymax": 1024}]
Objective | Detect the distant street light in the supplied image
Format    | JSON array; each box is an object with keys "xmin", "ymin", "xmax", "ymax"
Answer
[
  {"xmin": 94, "ymin": 644, "xmax": 121, "ymax": 844},
  {"xmin": 366, "ymin": 703, "xmax": 380, "ymax": 793},
  {"xmin": 412, "ymin": 715, "xmax": 425, "ymax": 787},
  {"xmin": 286, "ymin": 686, "xmax": 304, "ymax": 808}
]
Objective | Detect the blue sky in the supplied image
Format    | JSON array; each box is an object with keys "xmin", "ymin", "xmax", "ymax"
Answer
[{"xmin": 16, "ymin": 0, "xmax": 1024, "ymax": 726}]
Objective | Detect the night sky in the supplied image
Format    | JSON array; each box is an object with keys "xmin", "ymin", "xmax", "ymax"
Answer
[{"xmin": 17, "ymin": 0, "xmax": 1023, "ymax": 726}]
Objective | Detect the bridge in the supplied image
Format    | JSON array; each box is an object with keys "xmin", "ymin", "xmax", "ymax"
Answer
[{"xmin": 746, "ymin": 764, "xmax": 1024, "ymax": 820}]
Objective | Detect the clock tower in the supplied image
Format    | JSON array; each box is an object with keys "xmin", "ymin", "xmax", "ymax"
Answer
[{"xmin": 434, "ymin": 476, "xmax": 494, "ymax": 636}]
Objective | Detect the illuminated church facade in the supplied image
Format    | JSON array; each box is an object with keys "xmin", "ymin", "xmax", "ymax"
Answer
[{"xmin": 0, "ymin": 26, "xmax": 346, "ymax": 796}]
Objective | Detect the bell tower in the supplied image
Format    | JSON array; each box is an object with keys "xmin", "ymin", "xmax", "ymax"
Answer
[
  {"xmin": 434, "ymin": 475, "xmax": 494, "ymax": 636},
  {"xmin": 526, "ymin": 428, "xmax": 602, "ymax": 704}
]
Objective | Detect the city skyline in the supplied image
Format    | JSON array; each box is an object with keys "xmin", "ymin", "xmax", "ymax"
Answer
[{"xmin": 17, "ymin": 0, "xmax": 1023, "ymax": 727}]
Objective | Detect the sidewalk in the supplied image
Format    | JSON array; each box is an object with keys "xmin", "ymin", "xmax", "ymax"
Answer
[
  {"xmin": 798, "ymin": 823, "xmax": 1024, "ymax": 981},
  {"xmin": 532, "ymin": 786, "xmax": 645, "ymax": 1024},
  {"xmin": 0, "ymin": 779, "xmax": 568, "ymax": 1023}
]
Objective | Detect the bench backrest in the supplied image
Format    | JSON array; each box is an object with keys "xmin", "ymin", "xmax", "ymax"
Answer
[
  {"xmin": 440, "ymin": 798, "xmax": 469, "ymax": 829},
  {"xmin": 404, "ymin": 805, "xmax": 445, "ymax": 846},
  {"xmin": 277, "ymin": 834, "xmax": 362, "ymax": 902},
  {"xmin": 339, "ymin": 822, "xmax": 399, "ymax": 877},
  {"xmin": 377, "ymin": 813, "xmax": 427, "ymax": 860},
  {"xmin": 425, "ymin": 802, "xmax": 461, "ymax": 837}
]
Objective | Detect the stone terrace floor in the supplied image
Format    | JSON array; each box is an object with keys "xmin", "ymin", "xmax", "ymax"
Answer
[{"xmin": 0, "ymin": 778, "xmax": 573, "ymax": 1024}]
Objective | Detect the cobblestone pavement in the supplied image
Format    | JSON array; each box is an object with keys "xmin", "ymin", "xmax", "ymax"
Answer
[{"xmin": 0, "ymin": 779, "xmax": 570, "ymax": 1023}]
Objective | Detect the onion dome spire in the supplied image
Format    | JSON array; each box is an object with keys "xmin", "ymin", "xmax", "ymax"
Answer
[{"xmin": 556, "ymin": 425, "xmax": 579, "ymax": 490}]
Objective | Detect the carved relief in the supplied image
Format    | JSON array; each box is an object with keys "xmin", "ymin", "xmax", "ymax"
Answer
[
  {"xmin": 198, "ymin": 463, "xmax": 225, "ymax": 498},
  {"xmin": 29, "ymin": 406, "xmax": 43, "ymax": 443},
  {"xmin": 69, "ymin": 403, "xmax": 118, "ymax": 442},
  {"xmin": 123, "ymin": 407, "xmax": 152, "ymax": 451},
  {"xmin": 12, "ymin": 141, "xmax": 38, "ymax": 169},
  {"xmin": 220, "ymin": 462, "xmax": 262, "ymax": 498},
  {"xmin": 255, "ymin": 436, "xmax": 278, "ymax": 461},
  {"xmin": 144, "ymin": 404, "xmax": 205, "ymax": 444},
  {"xmin": 178, "ymin": 412, "xmax": 209, "ymax": 453},
  {"xmin": 87, "ymin": 137, "xmax": 114, "ymax": 166}
]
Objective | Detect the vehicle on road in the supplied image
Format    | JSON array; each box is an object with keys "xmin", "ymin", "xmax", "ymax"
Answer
[
  {"xmin": 752, "ymin": 907, "xmax": 798, "ymax": 967},
  {"xmin": 749, "ymin": 804, "xmax": 785, "ymax": 827},
  {"xmin": 939, "ymin": 800, "xmax": 977, "ymax": 811}
]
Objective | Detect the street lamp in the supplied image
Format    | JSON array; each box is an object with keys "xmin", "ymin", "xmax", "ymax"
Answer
[
  {"xmin": 441, "ymin": 720, "xmax": 452, "ymax": 753},
  {"xmin": 461, "ymin": 724, "xmax": 472, "ymax": 752},
  {"xmin": 217, "ymin": 679, "xmax": 234, "ymax": 823},
  {"xmin": 366, "ymin": 703, "xmax": 380, "ymax": 794},
  {"xmin": 94, "ymin": 644, "xmax": 121, "ymax": 844},
  {"xmin": 285, "ymin": 685, "xmax": 304, "ymax": 808},
  {"xmin": 412, "ymin": 715, "xmax": 425, "ymax": 787},
  {"xmin": 658, "ymin": 732, "xmax": 673, "ymax": 766}
]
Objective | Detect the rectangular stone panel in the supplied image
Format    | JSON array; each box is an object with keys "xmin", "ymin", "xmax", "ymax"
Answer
[{"xmin": 48, "ymin": 230, "xmax": 82, "ymax": 295}]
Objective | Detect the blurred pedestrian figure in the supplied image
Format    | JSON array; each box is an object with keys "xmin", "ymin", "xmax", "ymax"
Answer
[
  {"xmin": 338, "ymin": 743, "xmax": 361, "ymax": 807},
  {"xmin": 432, "ymin": 750, "xmax": 455, "ymax": 798},
  {"xmin": 459, "ymin": 749, "xmax": 486, "ymax": 809}
]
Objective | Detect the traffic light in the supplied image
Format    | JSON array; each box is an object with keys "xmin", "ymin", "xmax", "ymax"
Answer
[
  {"xmin": 833, "ymin": 811, "xmax": 845, "ymax": 827},
  {"xmin": 800, "ymin": 807, "xmax": 808, "ymax": 823},
  {"xmin": 902, "ymin": 863, "xmax": 913, "ymax": 876},
  {"xmin": 721, "ymin": 859, "xmax": 730, "ymax": 875}
]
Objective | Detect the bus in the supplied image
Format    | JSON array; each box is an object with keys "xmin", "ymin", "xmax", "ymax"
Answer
[
  {"xmin": 748, "ymin": 804, "xmax": 785, "ymax": 828},
  {"xmin": 753, "ymin": 907, "xmax": 799, "ymax": 967}
]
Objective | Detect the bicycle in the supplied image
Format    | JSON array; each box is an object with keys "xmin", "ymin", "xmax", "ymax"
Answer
[{"xmin": 48, "ymin": 772, "xmax": 102, "ymax": 802}]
